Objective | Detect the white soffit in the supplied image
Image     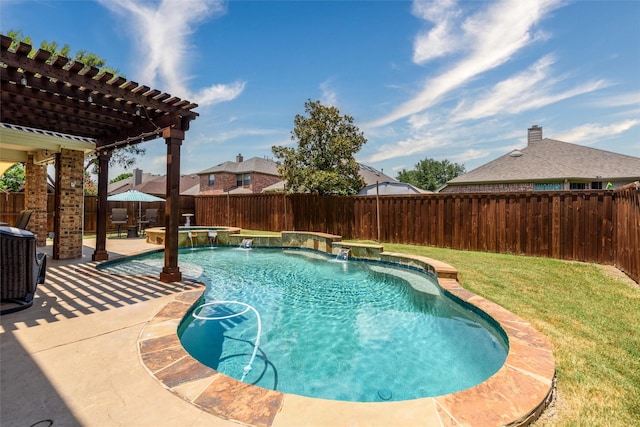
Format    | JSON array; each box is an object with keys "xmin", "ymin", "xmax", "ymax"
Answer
[{"xmin": 0, "ymin": 123, "xmax": 96, "ymax": 166}]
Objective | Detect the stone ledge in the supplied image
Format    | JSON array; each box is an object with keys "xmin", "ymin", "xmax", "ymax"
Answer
[{"xmin": 330, "ymin": 241, "xmax": 384, "ymax": 259}]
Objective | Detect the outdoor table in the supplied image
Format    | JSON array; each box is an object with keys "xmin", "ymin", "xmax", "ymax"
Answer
[{"xmin": 127, "ymin": 226, "xmax": 138, "ymax": 238}]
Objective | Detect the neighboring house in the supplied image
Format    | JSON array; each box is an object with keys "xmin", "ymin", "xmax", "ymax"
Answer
[
  {"xmin": 197, "ymin": 154, "xmax": 281, "ymax": 195},
  {"xmin": 133, "ymin": 174, "xmax": 199, "ymax": 197},
  {"xmin": 358, "ymin": 164, "xmax": 397, "ymax": 187},
  {"xmin": 108, "ymin": 168, "xmax": 199, "ymax": 196},
  {"xmin": 358, "ymin": 181, "xmax": 429, "ymax": 195},
  {"xmin": 107, "ymin": 169, "xmax": 160, "ymax": 195},
  {"xmin": 357, "ymin": 164, "xmax": 429, "ymax": 195},
  {"xmin": 261, "ymin": 163, "xmax": 409, "ymax": 194},
  {"xmin": 441, "ymin": 125, "xmax": 640, "ymax": 193}
]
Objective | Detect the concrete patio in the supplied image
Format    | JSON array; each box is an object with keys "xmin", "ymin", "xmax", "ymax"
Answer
[{"xmin": 0, "ymin": 237, "xmax": 236, "ymax": 427}]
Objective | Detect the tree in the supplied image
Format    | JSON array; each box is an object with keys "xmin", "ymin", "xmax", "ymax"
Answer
[
  {"xmin": 84, "ymin": 171, "xmax": 98, "ymax": 196},
  {"xmin": 85, "ymin": 145, "xmax": 146, "ymax": 176},
  {"xmin": 396, "ymin": 158, "xmax": 465, "ymax": 191},
  {"xmin": 110, "ymin": 172, "xmax": 133, "ymax": 184},
  {"xmin": 272, "ymin": 100, "xmax": 366, "ymax": 195},
  {"xmin": 5, "ymin": 30, "xmax": 144, "ymax": 173},
  {"xmin": 0, "ymin": 163, "xmax": 25, "ymax": 192}
]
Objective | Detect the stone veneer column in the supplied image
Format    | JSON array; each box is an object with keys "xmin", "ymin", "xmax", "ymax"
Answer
[
  {"xmin": 24, "ymin": 155, "xmax": 48, "ymax": 247},
  {"xmin": 53, "ymin": 149, "xmax": 84, "ymax": 259}
]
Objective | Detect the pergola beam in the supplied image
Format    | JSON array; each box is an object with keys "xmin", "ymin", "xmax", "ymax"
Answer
[{"xmin": 1, "ymin": 37, "xmax": 196, "ymax": 116}]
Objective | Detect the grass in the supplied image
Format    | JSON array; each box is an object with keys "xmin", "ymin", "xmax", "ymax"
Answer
[
  {"xmin": 238, "ymin": 229, "xmax": 281, "ymax": 236},
  {"xmin": 347, "ymin": 240, "xmax": 640, "ymax": 426}
]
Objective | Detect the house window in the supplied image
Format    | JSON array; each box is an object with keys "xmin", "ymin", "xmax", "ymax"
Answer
[
  {"xmin": 534, "ymin": 182, "xmax": 562, "ymax": 191},
  {"xmin": 591, "ymin": 181, "xmax": 603, "ymax": 190},
  {"xmin": 236, "ymin": 174, "xmax": 251, "ymax": 187},
  {"xmin": 570, "ymin": 183, "xmax": 587, "ymax": 190},
  {"xmin": 208, "ymin": 174, "xmax": 215, "ymax": 186}
]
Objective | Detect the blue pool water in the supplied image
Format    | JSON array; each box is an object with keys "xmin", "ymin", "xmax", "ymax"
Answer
[{"xmin": 102, "ymin": 247, "xmax": 508, "ymax": 402}]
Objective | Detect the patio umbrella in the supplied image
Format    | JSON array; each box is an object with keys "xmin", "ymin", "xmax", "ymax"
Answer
[{"xmin": 107, "ymin": 190, "xmax": 165, "ymax": 233}]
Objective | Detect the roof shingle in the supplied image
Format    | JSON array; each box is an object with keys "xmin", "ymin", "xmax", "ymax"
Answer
[{"xmin": 449, "ymin": 138, "xmax": 640, "ymax": 184}]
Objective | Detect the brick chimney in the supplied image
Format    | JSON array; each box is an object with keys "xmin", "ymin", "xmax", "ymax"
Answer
[
  {"xmin": 133, "ymin": 168, "xmax": 142, "ymax": 186},
  {"xmin": 236, "ymin": 153, "xmax": 243, "ymax": 163},
  {"xmin": 528, "ymin": 125, "xmax": 543, "ymax": 145}
]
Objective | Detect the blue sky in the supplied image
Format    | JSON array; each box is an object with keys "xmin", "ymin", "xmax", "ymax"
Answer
[{"xmin": 3, "ymin": 0, "xmax": 639, "ymax": 179}]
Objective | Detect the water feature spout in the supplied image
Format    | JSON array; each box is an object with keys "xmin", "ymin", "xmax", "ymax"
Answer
[
  {"xmin": 208, "ymin": 231, "xmax": 217, "ymax": 248},
  {"xmin": 188, "ymin": 231, "xmax": 196, "ymax": 249},
  {"xmin": 240, "ymin": 239, "xmax": 253, "ymax": 249},
  {"xmin": 336, "ymin": 248, "xmax": 350, "ymax": 261}
]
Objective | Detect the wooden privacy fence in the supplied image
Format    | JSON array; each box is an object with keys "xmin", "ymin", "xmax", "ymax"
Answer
[
  {"xmin": 83, "ymin": 195, "xmax": 195, "ymax": 232},
  {"xmin": 1, "ymin": 185, "xmax": 637, "ymax": 282},
  {"xmin": 194, "ymin": 185, "xmax": 639, "ymax": 282},
  {"xmin": 0, "ymin": 194, "xmax": 195, "ymax": 233}
]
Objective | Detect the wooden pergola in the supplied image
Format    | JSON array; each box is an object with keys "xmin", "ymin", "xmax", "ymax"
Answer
[{"xmin": 0, "ymin": 35, "xmax": 198, "ymax": 282}]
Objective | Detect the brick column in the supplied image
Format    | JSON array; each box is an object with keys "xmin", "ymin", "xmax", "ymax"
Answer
[
  {"xmin": 24, "ymin": 155, "xmax": 48, "ymax": 246},
  {"xmin": 53, "ymin": 149, "xmax": 84, "ymax": 259}
]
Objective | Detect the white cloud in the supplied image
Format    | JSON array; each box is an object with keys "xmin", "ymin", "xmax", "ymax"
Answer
[
  {"xmin": 407, "ymin": 112, "xmax": 431, "ymax": 131},
  {"xmin": 369, "ymin": 0, "xmax": 563, "ymax": 128},
  {"xmin": 193, "ymin": 81, "xmax": 247, "ymax": 106},
  {"xmin": 452, "ymin": 55, "xmax": 609, "ymax": 121},
  {"xmin": 554, "ymin": 120, "xmax": 640, "ymax": 144},
  {"xmin": 366, "ymin": 133, "xmax": 447, "ymax": 163},
  {"xmin": 98, "ymin": 0, "xmax": 244, "ymax": 107},
  {"xmin": 595, "ymin": 92, "xmax": 640, "ymax": 108},
  {"xmin": 196, "ymin": 127, "xmax": 283, "ymax": 144},
  {"xmin": 446, "ymin": 148, "xmax": 492, "ymax": 165},
  {"xmin": 320, "ymin": 80, "xmax": 338, "ymax": 106},
  {"xmin": 411, "ymin": 0, "xmax": 462, "ymax": 64}
]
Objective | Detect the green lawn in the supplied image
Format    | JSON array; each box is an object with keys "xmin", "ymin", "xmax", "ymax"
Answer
[{"xmin": 347, "ymin": 240, "xmax": 640, "ymax": 426}]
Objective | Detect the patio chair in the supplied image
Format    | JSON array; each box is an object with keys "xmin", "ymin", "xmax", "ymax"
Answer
[
  {"xmin": 110, "ymin": 208, "xmax": 128, "ymax": 238},
  {"xmin": 1, "ymin": 226, "xmax": 47, "ymax": 315},
  {"xmin": 143, "ymin": 208, "xmax": 159, "ymax": 227},
  {"xmin": 138, "ymin": 208, "xmax": 158, "ymax": 236},
  {"xmin": 14, "ymin": 209, "xmax": 33, "ymax": 229}
]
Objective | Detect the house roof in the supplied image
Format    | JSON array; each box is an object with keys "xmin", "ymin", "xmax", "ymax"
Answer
[
  {"xmin": 260, "ymin": 164, "xmax": 398, "ymax": 193},
  {"xmin": 108, "ymin": 174, "xmax": 199, "ymax": 196},
  {"xmin": 107, "ymin": 173, "xmax": 160, "ymax": 195},
  {"xmin": 359, "ymin": 164, "xmax": 397, "ymax": 185},
  {"xmin": 197, "ymin": 157, "xmax": 279, "ymax": 176},
  {"xmin": 358, "ymin": 181, "xmax": 429, "ymax": 195},
  {"xmin": 449, "ymin": 138, "xmax": 640, "ymax": 184},
  {"xmin": 134, "ymin": 174, "xmax": 200, "ymax": 196}
]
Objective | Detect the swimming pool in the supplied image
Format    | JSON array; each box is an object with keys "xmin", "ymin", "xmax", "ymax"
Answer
[{"xmin": 106, "ymin": 246, "xmax": 508, "ymax": 402}]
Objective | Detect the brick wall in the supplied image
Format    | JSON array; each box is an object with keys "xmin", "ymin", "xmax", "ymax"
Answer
[
  {"xmin": 53, "ymin": 148, "xmax": 84, "ymax": 259},
  {"xmin": 441, "ymin": 183, "xmax": 535, "ymax": 193},
  {"xmin": 199, "ymin": 172, "xmax": 280, "ymax": 194},
  {"xmin": 251, "ymin": 173, "xmax": 281, "ymax": 193},
  {"xmin": 24, "ymin": 155, "xmax": 48, "ymax": 246}
]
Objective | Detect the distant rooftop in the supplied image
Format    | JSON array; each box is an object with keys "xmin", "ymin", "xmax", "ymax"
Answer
[
  {"xmin": 449, "ymin": 126, "xmax": 640, "ymax": 184},
  {"xmin": 197, "ymin": 156, "xmax": 279, "ymax": 176}
]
